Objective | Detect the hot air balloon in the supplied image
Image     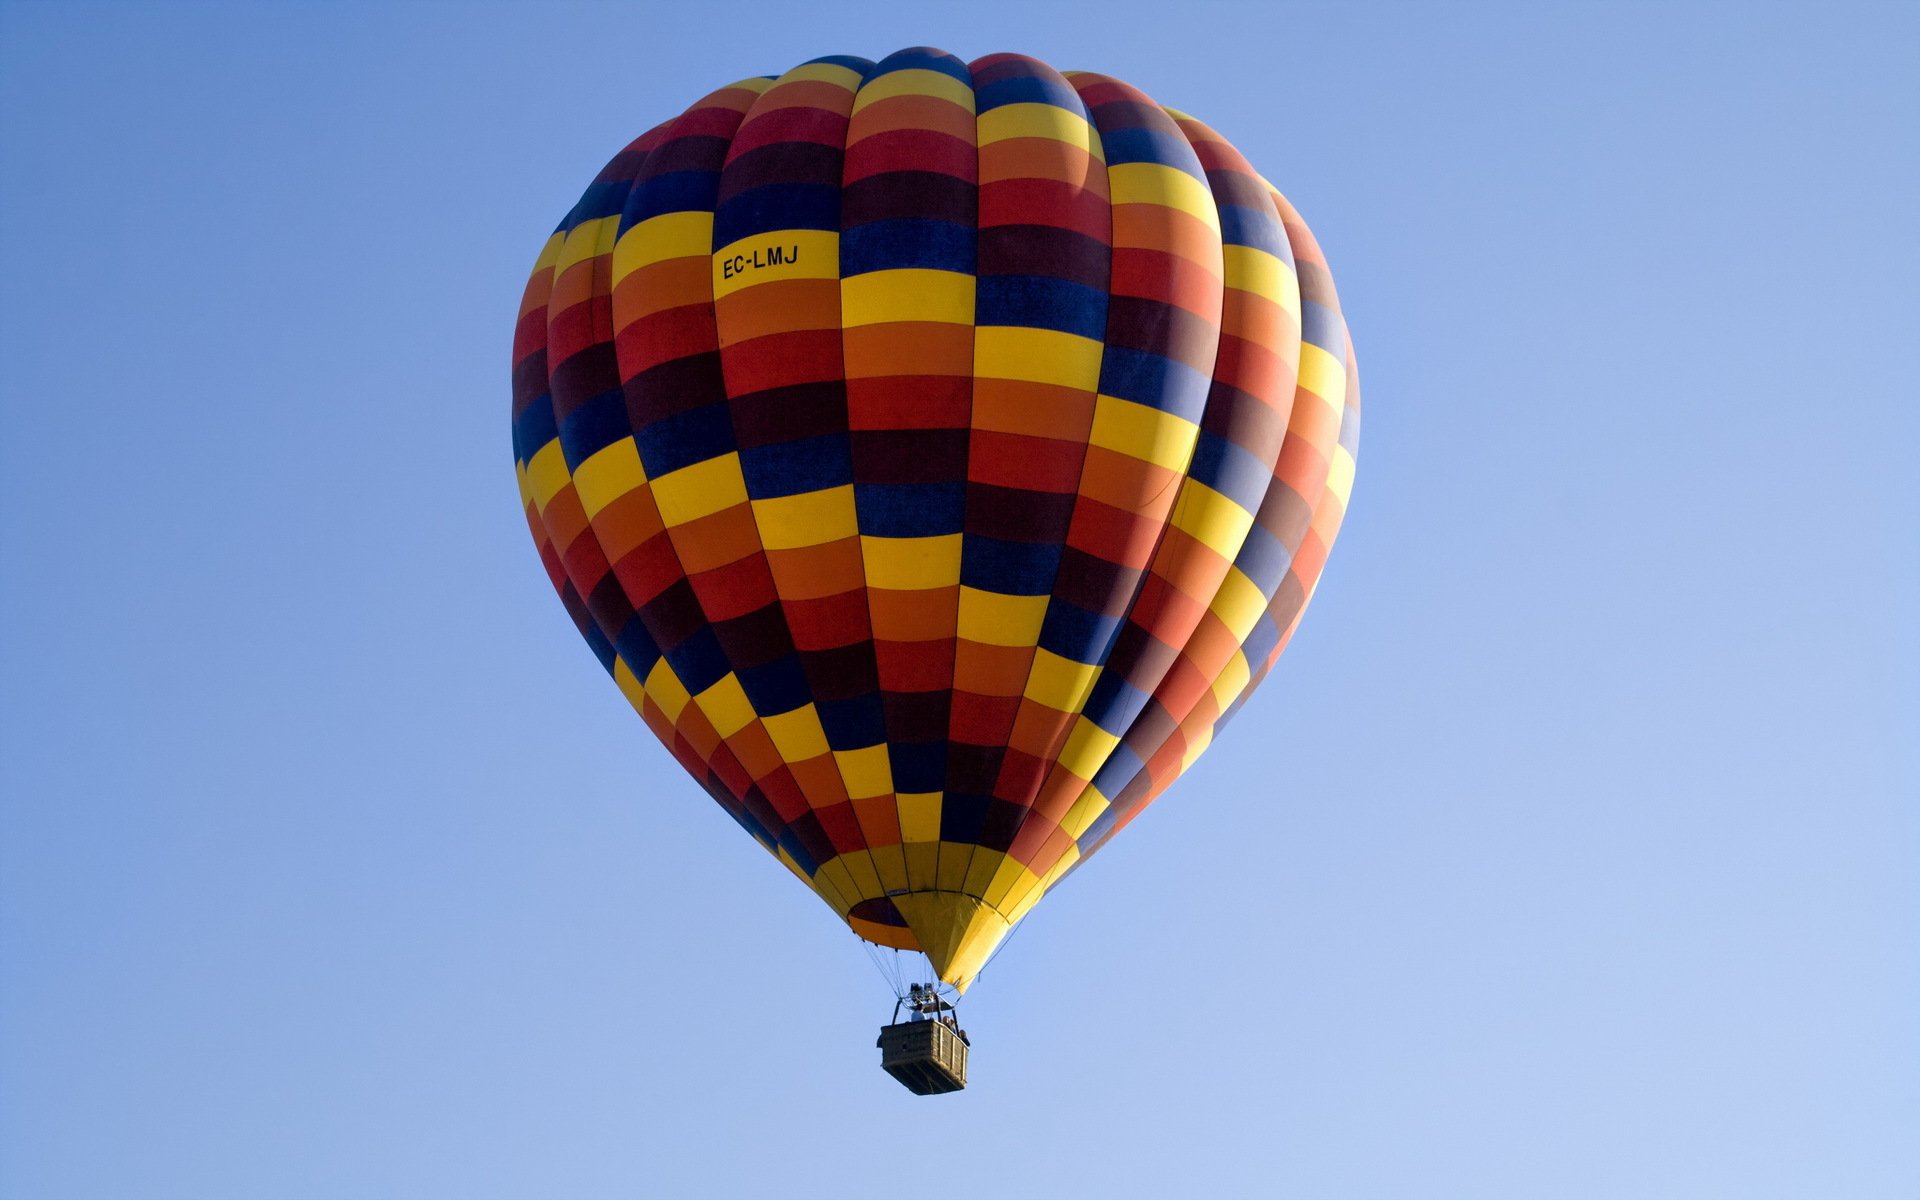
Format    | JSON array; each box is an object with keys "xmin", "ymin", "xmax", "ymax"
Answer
[{"xmin": 511, "ymin": 47, "xmax": 1360, "ymax": 1093}]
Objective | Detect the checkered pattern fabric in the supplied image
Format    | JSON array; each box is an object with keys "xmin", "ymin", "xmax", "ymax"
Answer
[{"xmin": 511, "ymin": 49, "xmax": 1360, "ymax": 989}]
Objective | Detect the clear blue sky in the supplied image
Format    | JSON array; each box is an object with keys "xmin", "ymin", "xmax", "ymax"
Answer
[{"xmin": 2, "ymin": 2, "xmax": 1914, "ymax": 1197}]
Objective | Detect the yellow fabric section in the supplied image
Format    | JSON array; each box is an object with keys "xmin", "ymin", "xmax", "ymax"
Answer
[
  {"xmin": 612, "ymin": 211, "xmax": 714, "ymax": 281},
  {"xmin": 1088, "ymin": 395, "xmax": 1200, "ymax": 470},
  {"xmin": 850, "ymin": 66, "xmax": 976, "ymax": 113},
  {"xmin": 570, "ymin": 437, "xmax": 647, "ymax": 519},
  {"xmin": 777, "ymin": 61, "xmax": 865, "ymax": 90},
  {"xmin": 1297, "ymin": 342, "xmax": 1349, "ymax": 412},
  {"xmin": 692, "ymin": 673, "xmax": 754, "ymax": 739},
  {"xmin": 897, "ymin": 792, "xmax": 942, "ymax": 843},
  {"xmin": 642, "ymin": 657, "xmax": 691, "ymax": 723},
  {"xmin": 555, "ymin": 215, "xmax": 620, "ymax": 273},
  {"xmin": 751, "ymin": 485, "xmax": 858, "ymax": 548},
  {"xmin": 841, "ymin": 269, "xmax": 975, "ymax": 327},
  {"xmin": 1168, "ymin": 480, "xmax": 1256, "ymax": 555},
  {"xmin": 1210, "ymin": 647, "xmax": 1251, "ymax": 712},
  {"xmin": 611, "ymin": 656, "xmax": 648, "ymax": 715},
  {"xmin": 711, "ymin": 229, "xmax": 839, "ymax": 299},
  {"xmin": 650, "ymin": 453, "xmax": 747, "ymax": 525},
  {"xmin": 760, "ymin": 704, "xmax": 830, "ymax": 760},
  {"xmin": 524, "ymin": 439, "xmax": 571, "ymax": 512},
  {"xmin": 976, "ymin": 102, "xmax": 1103, "ymax": 157},
  {"xmin": 1326, "ymin": 443, "xmax": 1357, "ymax": 507},
  {"xmin": 891, "ymin": 892, "xmax": 1015, "ymax": 992},
  {"xmin": 1108, "ymin": 162, "xmax": 1222, "ymax": 233},
  {"xmin": 1057, "ymin": 719, "xmax": 1122, "ymax": 781},
  {"xmin": 861, "ymin": 534, "xmax": 962, "ymax": 590},
  {"xmin": 833, "ymin": 745, "xmax": 893, "ymax": 798},
  {"xmin": 1222, "ymin": 244, "xmax": 1298, "ymax": 316},
  {"xmin": 956, "ymin": 588, "xmax": 1048, "ymax": 646},
  {"xmin": 972, "ymin": 327, "xmax": 1103, "ymax": 389},
  {"xmin": 1023, "ymin": 649, "xmax": 1101, "ymax": 710},
  {"xmin": 1208, "ymin": 566, "xmax": 1268, "ymax": 642}
]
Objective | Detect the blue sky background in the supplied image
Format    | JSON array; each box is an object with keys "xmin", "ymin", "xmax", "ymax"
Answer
[{"xmin": 2, "ymin": 2, "xmax": 1914, "ymax": 1196}]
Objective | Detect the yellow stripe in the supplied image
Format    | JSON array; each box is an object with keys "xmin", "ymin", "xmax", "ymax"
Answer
[
  {"xmin": 861, "ymin": 534, "xmax": 962, "ymax": 590},
  {"xmin": 570, "ymin": 437, "xmax": 646, "ymax": 519},
  {"xmin": 1325, "ymin": 444, "xmax": 1357, "ymax": 508},
  {"xmin": 834, "ymin": 745, "xmax": 893, "ymax": 799},
  {"xmin": 776, "ymin": 61, "xmax": 864, "ymax": 91},
  {"xmin": 712, "ymin": 229, "xmax": 839, "ymax": 299},
  {"xmin": 651, "ymin": 453, "xmax": 747, "ymax": 527},
  {"xmin": 842, "ymin": 269, "xmax": 975, "ymax": 327},
  {"xmin": 1059, "ymin": 788, "xmax": 1108, "ymax": 838},
  {"xmin": 956, "ymin": 588, "xmax": 1048, "ymax": 647},
  {"xmin": 612, "ymin": 655, "xmax": 648, "ymax": 714},
  {"xmin": 1088, "ymin": 395, "xmax": 1200, "ymax": 471},
  {"xmin": 981, "ymin": 856, "xmax": 1039, "ymax": 910},
  {"xmin": 1168, "ymin": 480, "xmax": 1256, "ymax": 556},
  {"xmin": 644, "ymin": 658, "xmax": 691, "ymax": 723},
  {"xmin": 898, "ymin": 792, "xmax": 942, "ymax": 842},
  {"xmin": 976, "ymin": 102, "xmax": 1102, "ymax": 159},
  {"xmin": 1023, "ymin": 649, "xmax": 1100, "ymax": 712},
  {"xmin": 613, "ymin": 211, "xmax": 714, "ymax": 282},
  {"xmin": 751, "ymin": 485, "xmax": 857, "ymax": 549},
  {"xmin": 524, "ymin": 439, "xmax": 571, "ymax": 512},
  {"xmin": 529, "ymin": 231, "xmax": 565, "ymax": 274},
  {"xmin": 1222, "ymin": 244, "xmax": 1298, "ymax": 315},
  {"xmin": 974, "ymin": 326, "xmax": 1104, "ymax": 389},
  {"xmin": 1108, "ymin": 163, "xmax": 1221, "ymax": 234},
  {"xmin": 1209, "ymin": 648, "xmax": 1251, "ymax": 712},
  {"xmin": 1298, "ymin": 342, "xmax": 1348, "ymax": 412},
  {"xmin": 761, "ymin": 704, "xmax": 830, "ymax": 761},
  {"xmin": 1056, "ymin": 718, "xmax": 1121, "ymax": 782},
  {"xmin": 555, "ymin": 215, "xmax": 620, "ymax": 274},
  {"xmin": 693, "ymin": 673, "xmax": 755, "ymax": 738},
  {"xmin": 1208, "ymin": 566, "xmax": 1268, "ymax": 642},
  {"xmin": 851, "ymin": 67, "xmax": 976, "ymax": 114}
]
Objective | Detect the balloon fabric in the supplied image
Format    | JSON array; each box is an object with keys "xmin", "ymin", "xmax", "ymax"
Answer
[{"xmin": 511, "ymin": 48, "xmax": 1360, "ymax": 990}]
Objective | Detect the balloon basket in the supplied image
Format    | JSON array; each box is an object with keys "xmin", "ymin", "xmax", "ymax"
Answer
[{"xmin": 877, "ymin": 1019, "xmax": 969, "ymax": 1095}]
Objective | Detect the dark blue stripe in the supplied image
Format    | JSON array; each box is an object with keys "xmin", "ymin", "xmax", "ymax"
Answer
[
  {"xmin": 737, "ymin": 654, "xmax": 813, "ymax": 716},
  {"xmin": 1218, "ymin": 204, "xmax": 1288, "ymax": 257},
  {"xmin": 889, "ymin": 742, "xmax": 948, "ymax": 794},
  {"xmin": 976, "ymin": 276, "xmax": 1108, "ymax": 340},
  {"xmin": 1233, "ymin": 522, "xmax": 1293, "ymax": 595},
  {"xmin": 1098, "ymin": 347, "xmax": 1213, "ymax": 422},
  {"xmin": 972, "ymin": 73, "xmax": 1083, "ymax": 115},
  {"xmin": 855, "ymin": 482, "xmax": 966, "ymax": 537},
  {"xmin": 613, "ymin": 617, "xmax": 664, "ymax": 680},
  {"xmin": 1300, "ymin": 300, "xmax": 1344, "ymax": 356},
  {"xmin": 564, "ymin": 180, "xmax": 630, "ymax": 229},
  {"xmin": 625, "ymin": 169, "xmax": 721, "ymax": 227},
  {"xmin": 1186, "ymin": 430, "xmax": 1273, "ymax": 514},
  {"xmin": 839, "ymin": 218, "xmax": 974, "ymax": 275},
  {"xmin": 960, "ymin": 536, "xmax": 1062, "ymax": 594},
  {"xmin": 740, "ymin": 435, "xmax": 853, "ymax": 499},
  {"xmin": 818, "ymin": 694, "xmax": 888, "ymax": 750},
  {"xmin": 714, "ymin": 183, "xmax": 840, "ymax": 245},
  {"xmin": 871, "ymin": 47, "xmax": 971, "ymax": 85},
  {"xmin": 557, "ymin": 387, "xmax": 632, "ymax": 467},
  {"xmin": 1038, "ymin": 599, "xmax": 1123, "ymax": 663},
  {"xmin": 1081, "ymin": 672, "xmax": 1154, "ymax": 736},
  {"xmin": 1240, "ymin": 610, "xmax": 1281, "ymax": 668},
  {"xmin": 634, "ymin": 405, "xmax": 736, "ymax": 478},
  {"xmin": 513, "ymin": 394, "xmax": 558, "ymax": 465},
  {"xmin": 663, "ymin": 627, "xmax": 730, "ymax": 695},
  {"xmin": 1099, "ymin": 126, "xmax": 1206, "ymax": 179}
]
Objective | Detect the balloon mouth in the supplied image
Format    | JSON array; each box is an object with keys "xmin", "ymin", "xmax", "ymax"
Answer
[{"xmin": 846, "ymin": 892, "xmax": 1013, "ymax": 992}]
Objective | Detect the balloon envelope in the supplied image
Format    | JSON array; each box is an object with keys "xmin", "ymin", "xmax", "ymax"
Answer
[{"xmin": 512, "ymin": 48, "xmax": 1360, "ymax": 989}]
